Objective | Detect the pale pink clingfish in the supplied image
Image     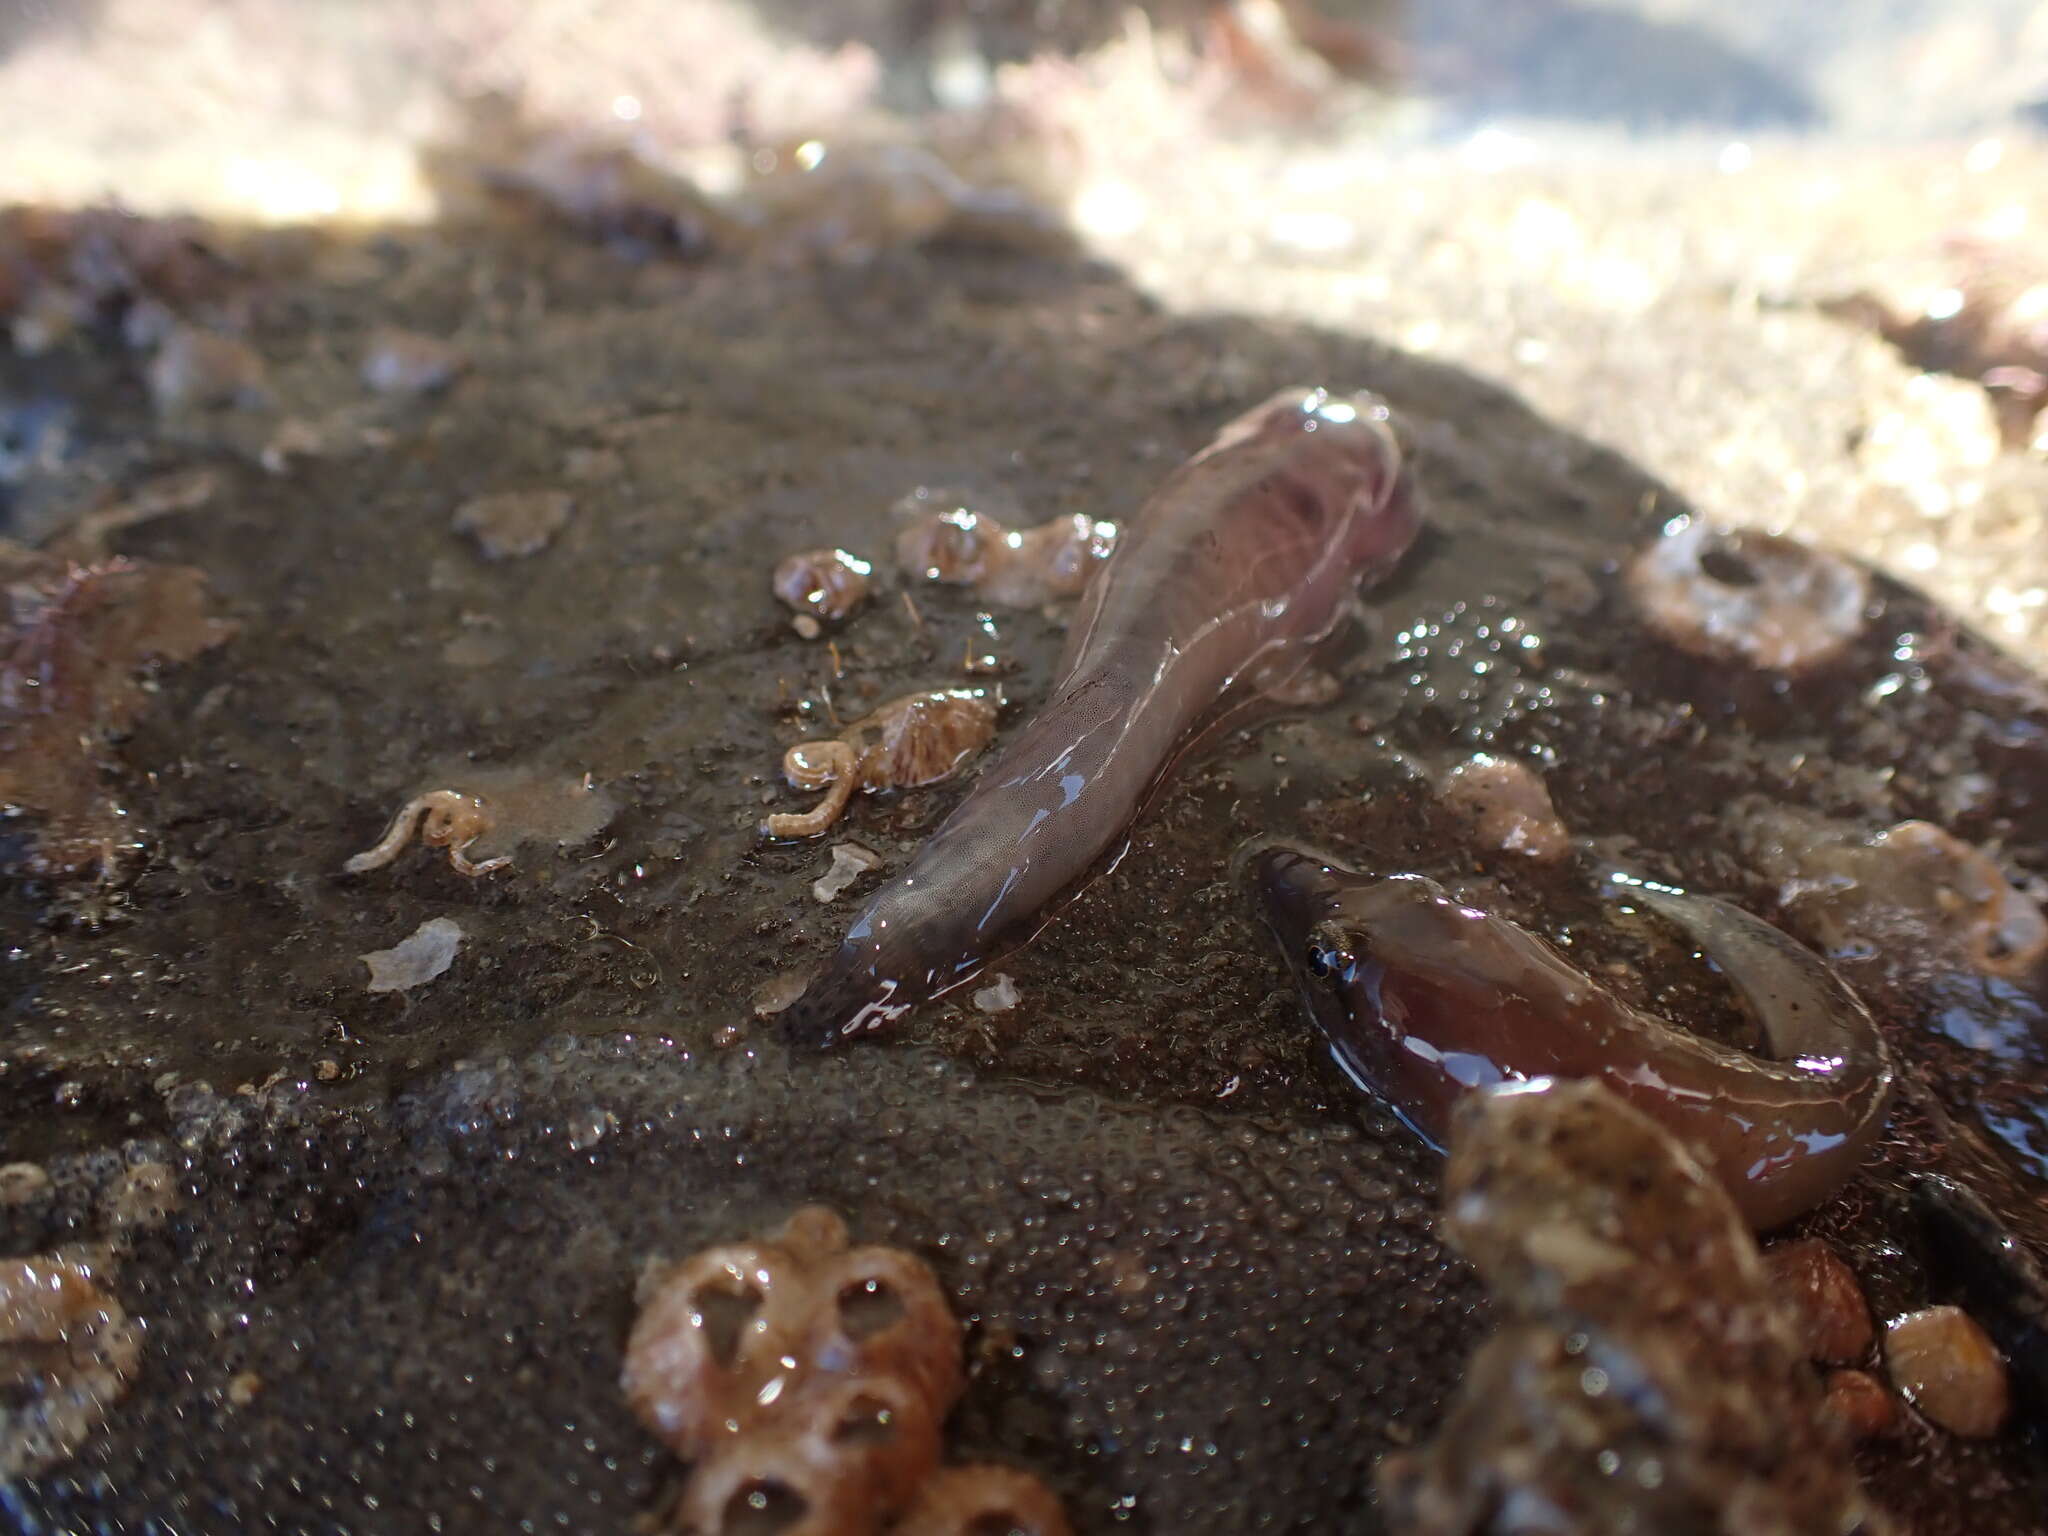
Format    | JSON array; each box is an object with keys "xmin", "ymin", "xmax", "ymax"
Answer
[{"xmin": 783, "ymin": 387, "xmax": 1423, "ymax": 1047}]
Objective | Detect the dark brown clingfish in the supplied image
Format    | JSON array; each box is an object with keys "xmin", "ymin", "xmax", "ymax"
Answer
[
  {"xmin": 782, "ymin": 387, "xmax": 1421, "ymax": 1046},
  {"xmin": 1241, "ymin": 844, "xmax": 1895, "ymax": 1229}
]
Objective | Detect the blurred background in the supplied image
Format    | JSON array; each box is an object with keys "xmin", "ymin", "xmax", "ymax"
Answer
[{"xmin": 4, "ymin": 0, "xmax": 2048, "ymax": 659}]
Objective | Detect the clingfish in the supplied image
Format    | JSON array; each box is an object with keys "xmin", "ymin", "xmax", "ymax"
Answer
[
  {"xmin": 783, "ymin": 387, "xmax": 1422, "ymax": 1046},
  {"xmin": 1241, "ymin": 844, "xmax": 1896, "ymax": 1228}
]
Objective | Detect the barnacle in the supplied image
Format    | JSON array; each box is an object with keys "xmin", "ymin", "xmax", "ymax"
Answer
[
  {"xmin": 625, "ymin": 1207, "xmax": 1069, "ymax": 1535},
  {"xmin": 894, "ymin": 1464, "xmax": 1074, "ymax": 1536},
  {"xmin": 0, "ymin": 1251, "xmax": 142, "ymax": 1478},
  {"xmin": 896, "ymin": 506, "xmax": 1116, "ymax": 610},
  {"xmin": 1625, "ymin": 516, "xmax": 1869, "ymax": 675},
  {"xmin": 773, "ymin": 548, "xmax": 875, "ymax": 626}
]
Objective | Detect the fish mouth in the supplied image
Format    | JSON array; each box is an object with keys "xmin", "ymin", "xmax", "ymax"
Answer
[
  {"xmin": 1233, "ymin": 838, "xmax": 1352, "ymax": 954},
  {"xmin": 779, "ymin": 945, "xmax": 922, "ymax": 1051}
]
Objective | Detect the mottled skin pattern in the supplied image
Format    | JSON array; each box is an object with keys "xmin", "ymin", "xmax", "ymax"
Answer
[
  {"xmin": 1243, "ymin": 846, "xmax": 1895, "ymax": 1229},
  {"xmin": 1380, "ymin": 1080, "xmax": 1881, "ymax": 1536},
  {"xmin": 783, "ymin": 387, "xmax": 1421, "ymax": 1046}
]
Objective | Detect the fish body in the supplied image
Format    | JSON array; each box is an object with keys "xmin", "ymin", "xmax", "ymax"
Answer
[
  {"xmin": 783, "ymin": 387, "xmax": 1421, "ymax": 1045},
  {"xmin": 1241, "ymin": 843, "xmax": 1896, "ymax": 1228}
]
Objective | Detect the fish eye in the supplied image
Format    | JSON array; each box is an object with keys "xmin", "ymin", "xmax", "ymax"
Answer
[{"xmin": 1305, "ymin": 935, "xmax": 1356, "ymax": 983}]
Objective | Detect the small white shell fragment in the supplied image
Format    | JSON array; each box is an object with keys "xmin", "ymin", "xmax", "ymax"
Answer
[
  {"xmin": 812, "ymin": 841, "xmax": 883, "ymax": 903},
  {"xmin": 972, "ymin": 974, "xmax": 1020, "ymax": 1013},
  {"xmin": 362, "ymin": 917, "xmax": 464, "ymax": 993}
]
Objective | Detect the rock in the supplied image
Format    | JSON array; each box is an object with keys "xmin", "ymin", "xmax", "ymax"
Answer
[
  {"xmin": 1823, "ymin": 1369, "xmax": 1899, "ymax": 1440},
  {"xmin": 1884, "ymin": 1305, "xmax": 2010, "ymax": 1437},
  {"xmin": 360, "ymin": 327, "xmax": 465, "ymax": 396},
  {"xmin": 1438, "ymin": 753, "xmax": 1571, "ymax": 862},
  {"xmin": 146, "ymin": 324, "xmax": 266, "ymax": 412},
  {"xmin": 1763, "ymin": 1238, "xmax": 1874, "ymax": 1364},
  {"xmin": 453, "ymin": 490, "xmax": 574, "ymax": 559},
  {"xmin": 1378, "ymin": 1080, "xmax": 1874, "ymax": 1536}
]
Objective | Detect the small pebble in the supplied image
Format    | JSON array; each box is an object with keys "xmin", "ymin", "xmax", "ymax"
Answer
[
  {"xmin": 1439, "ymin": 754, "xmax": 1572, "ymax": 862},
  {"xmin": 360, "ymin": 327, "xmax": 465, "ymax": 396},
  {"xmin": 315, "ymin": 1060, "xmax": 341, "ymax": 1082},
  {"xmin": 225, "ymin": 1372, "xmax": 263, "ymax": 1407},
  {"xmin": 0, "ymin": 1162, "xmax": 50, "ymax": 1206},
  {"xmin": 561, "ymin": 446, "xmax": 623, "ymax": 483},
  {"xmin": 1884, "ymin": 1305, "xmax": 2009, "ymax": 1437},
  {"xmin": 453, "ymin": 490, "xmax": 574, "ymax": 560},
  {"xmin": 1763, "ymin": 1237, "xmax": 1874, "ymax": 1364},
  {"xmin": 1823, "ymin": 1369, "xmax": 1899, "ymax": 1440},
  {"xmin": 361, "ymin": 917, "xmax": 465, "ymax": 994},
  {"xmin": 147, "ymin": 324, "xmax": 266, "ymax": 412},
  {"xmin": 260, "ymin": 417, "xmax": 325, "ymax": 475},
  {"xmin": 791, "ymin": 613, "xmax": 823, "ymax": 640}
]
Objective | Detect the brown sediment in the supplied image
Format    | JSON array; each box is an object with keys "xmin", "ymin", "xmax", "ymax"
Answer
[
  {"xmin": 360, "ymin": 327, "xmax": 466, "ymax": 396},
  {"xmin": 145, "ymin": 323, "xmax": 266, "ymax": 413}
]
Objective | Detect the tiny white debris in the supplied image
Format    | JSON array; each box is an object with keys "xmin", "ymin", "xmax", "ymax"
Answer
[
  {"xmin": 971, "ymin": 974, "xmax": 1020, "ymax": 1013},
  {"xmin": 812, "ymin": 842, "xmax": 883, "ymax": 903},
  {"xmin": 1267, "ymin": 210, "xmax": 1355, "ymax": 255},
  {"xmin": 1071, "ymin": 179, "xmax": 1145, "ymax": 239},
  {"xmin": 362, "ymin": 917, "xmax": 464, "ymax": 993},
  {"xmin": 1217, "ymin": 1076, "xmax": 1242, "ymax": 1099}
]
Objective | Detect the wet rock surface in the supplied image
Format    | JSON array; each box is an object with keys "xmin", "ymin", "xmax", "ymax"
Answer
[{"xmin": 1, "ymin": 218, "xmax": 2047, "ymax": 1531}]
